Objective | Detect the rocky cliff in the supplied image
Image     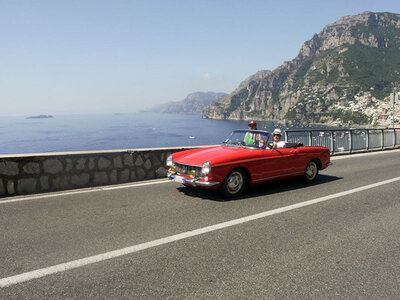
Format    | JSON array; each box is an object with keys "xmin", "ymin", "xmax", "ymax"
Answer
[
  {"xmin": 237, "ymin": 70, "xmax": 271, "ymax": 90},
  {"xmin": 203, "ymin": 12, "xmax": 400, "ymax": 126},
  {"xmin": 152, "ymin": 91, "xmax": 228, "ymax": 114}
]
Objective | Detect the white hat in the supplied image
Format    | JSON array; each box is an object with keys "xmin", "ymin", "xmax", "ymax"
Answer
[{"xmin": 273, "ymin": 128, "xmax": 282, "ymax": 135}]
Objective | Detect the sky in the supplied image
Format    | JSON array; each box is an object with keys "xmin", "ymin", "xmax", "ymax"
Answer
[{"xmin": 1, "ymin": 0, "xmax": 400, "ymax": 116}]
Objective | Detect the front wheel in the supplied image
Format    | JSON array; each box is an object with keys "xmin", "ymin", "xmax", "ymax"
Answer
[
  {"xmin": 303, "ymin": 160, "xmax": 319, "ymax": 183},
  {"xmin": 220, "ymin": 169, "xmax": 247, "ymax": 198}
]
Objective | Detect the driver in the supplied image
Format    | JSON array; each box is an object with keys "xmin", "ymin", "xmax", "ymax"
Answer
[
  {"xmin": 244, "ymin": 121, "xmax": 265, "ymax": 147},
  {"xmin": 244, "ymin": 121, "xmax": 257, "ymax": 145}
]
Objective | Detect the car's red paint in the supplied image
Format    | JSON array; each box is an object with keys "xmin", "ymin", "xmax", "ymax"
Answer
[
  {"xmin": 172, "ymin": 145, "xmax": 329, "ymax": 185},
  {"xmin": 167, "ymin": 130, "xmax": 331, "ymax": 196}
]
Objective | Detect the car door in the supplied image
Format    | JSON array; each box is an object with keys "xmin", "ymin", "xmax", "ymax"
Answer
[
  {"xmin": 260, "ymin": 147, "xmax": 294, "ymax": 179},
  {"xmin": 288, "ymin": 146, "xmax": 310, "ymax": 173}
]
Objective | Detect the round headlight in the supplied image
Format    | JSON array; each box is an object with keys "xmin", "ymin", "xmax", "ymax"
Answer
[
  {"xmin": 166, "ymin": 155, "xmax": 174, "ymax": 167},
  {"xmin": 201, "ymin": 161, "xmax": 211, "ymax": 175}
]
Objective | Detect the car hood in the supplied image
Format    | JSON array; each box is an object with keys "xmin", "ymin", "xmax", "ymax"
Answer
[{"xmin": 173, "ymin": 145, "xmax": 260, "ymax": 166}]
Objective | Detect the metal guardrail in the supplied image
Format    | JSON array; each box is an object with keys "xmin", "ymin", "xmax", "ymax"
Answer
[{"xmin": 285, "ymin": 128, "xmax": 400, "ymax": 155}]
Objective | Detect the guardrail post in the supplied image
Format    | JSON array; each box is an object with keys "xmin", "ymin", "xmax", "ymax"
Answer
[
  {"xmin": 330, "ymin": 131, "xmax": 335, "ymax": 155},
  {"xmin": 381, "ymin": 129, "xmax": 384, "ymax": 149},
  {"xmin": 366, "ymin": 130, "xmax": 369, "ymax": 150},
  {"xmin": 393, "ymin": 128, "xmax": 396, "ymax": 147},
  {"xmin": 308, "ymin": 131, "xmax": 312, "ymax": 147},
  {"xmin": 349, "ymin": 130, "xmax": 353, "ymax": 153}
]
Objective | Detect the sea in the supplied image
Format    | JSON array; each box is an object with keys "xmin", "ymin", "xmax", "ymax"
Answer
[{"xmin": 0, "ymin": 112, "xmax": 312, "ymax": 155}]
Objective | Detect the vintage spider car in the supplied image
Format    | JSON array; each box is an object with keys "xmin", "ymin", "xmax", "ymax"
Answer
[{"xmin": 167, "ymin": 130, "xmax": 331, "ymax": 197}]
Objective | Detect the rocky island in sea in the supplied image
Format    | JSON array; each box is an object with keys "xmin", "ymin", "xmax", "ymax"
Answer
[
  {"xmin": 26, "ymin": 115, "xmax": 54, "ymax": 119},
  {"xmin": 203, "ymin": 11, "xmax": 400, "ymax": 127}
]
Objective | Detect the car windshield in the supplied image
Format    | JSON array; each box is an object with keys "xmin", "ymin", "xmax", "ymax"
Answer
[{"xmin": 223, "ymin": 130, "xmax": 270, "ymax": 149}]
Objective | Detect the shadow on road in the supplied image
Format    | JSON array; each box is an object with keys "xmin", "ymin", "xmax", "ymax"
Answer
[{"xmin": 176, "ymin": 174, "xmax": 342, "ymax": 202}]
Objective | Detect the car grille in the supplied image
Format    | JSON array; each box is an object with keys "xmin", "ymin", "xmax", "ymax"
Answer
[{"xmin": 175, "ymin": 163, "xmax": 202, "ymax": 177}]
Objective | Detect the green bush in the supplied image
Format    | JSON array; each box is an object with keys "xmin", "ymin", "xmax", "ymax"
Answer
[{"xmin": 330, "ymin": 109, "xmax": 372, "ymax": 124}]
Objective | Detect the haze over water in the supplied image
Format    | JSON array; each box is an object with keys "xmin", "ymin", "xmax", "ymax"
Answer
[{"xmin": 0, "ymin": 113, "xmax": 298, "ymax": 155}]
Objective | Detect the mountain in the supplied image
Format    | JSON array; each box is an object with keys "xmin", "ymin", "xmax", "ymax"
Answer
[
  {"xmin": 203, "ymin": 12, "xmax": 400, "ymax": 126},
  {"xmin": 237, "ymin": 70, "xmax": 271, "ymax": 90},
  {"xmin": 152, "ymin": 91, "xmax": 228, "ymax": 114}
]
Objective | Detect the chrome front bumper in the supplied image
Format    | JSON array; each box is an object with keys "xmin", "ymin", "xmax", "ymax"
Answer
[{"xmin": 167, "ymin": 173, "xmax": 220, "ymax": 187}]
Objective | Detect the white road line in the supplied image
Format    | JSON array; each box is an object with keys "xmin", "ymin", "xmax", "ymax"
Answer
[
  {"xmin": 0, "ymin": 179, "xmax": 171, "ymax": 204},
  {"xmin": 1, "ymin": 175, "xmax": 400, "ymax": 288},
  {"xmin": 331, "ymin": 148, "xmax": 400, "ymax": 160}
]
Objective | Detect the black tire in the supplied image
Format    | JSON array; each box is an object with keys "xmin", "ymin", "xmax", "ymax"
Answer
[
  {"xmin": 303, "ymin": 160, "xmax": 319, "ymax": 183},
  {"xmin": 220, "ymin": 169, "xmax": 247, "ymax": 198}
]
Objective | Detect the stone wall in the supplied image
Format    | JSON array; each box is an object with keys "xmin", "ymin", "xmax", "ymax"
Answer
[{"xmin": 0, "ymin": 146, "xmax": 204, "ymax": 198}]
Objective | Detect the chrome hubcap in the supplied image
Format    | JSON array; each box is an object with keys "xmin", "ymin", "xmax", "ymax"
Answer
[
  {"xmin": 306, "ymin": 162, "xmax": 317, "ymax": 180},
  {"xmin": 227, "ymin": 171, "xmax": 243, "ymax": 194}
]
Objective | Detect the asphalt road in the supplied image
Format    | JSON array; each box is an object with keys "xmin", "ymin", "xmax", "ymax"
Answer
[{"xmin": 1, "ymin": 150, "xmax": 400, "ymax": 299}]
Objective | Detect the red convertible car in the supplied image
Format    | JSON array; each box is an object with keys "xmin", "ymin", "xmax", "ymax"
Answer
[{"xmin": 167, "ymin": 130, "xmax": 331, "ymax": 197}]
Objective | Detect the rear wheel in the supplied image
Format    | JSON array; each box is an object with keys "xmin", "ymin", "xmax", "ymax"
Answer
[
  {"xmin": 220, "ymin": 169, "xmax": 247, "ymax": 198},
  {"xmin": 303, "ymin": 160, "xmax": 319, "ymax": 182}
]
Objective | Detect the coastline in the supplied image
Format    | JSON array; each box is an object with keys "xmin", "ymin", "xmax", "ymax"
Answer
[{"xmin": 201, "ymin": 115, "xmax": 395, "ymax": 129}]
